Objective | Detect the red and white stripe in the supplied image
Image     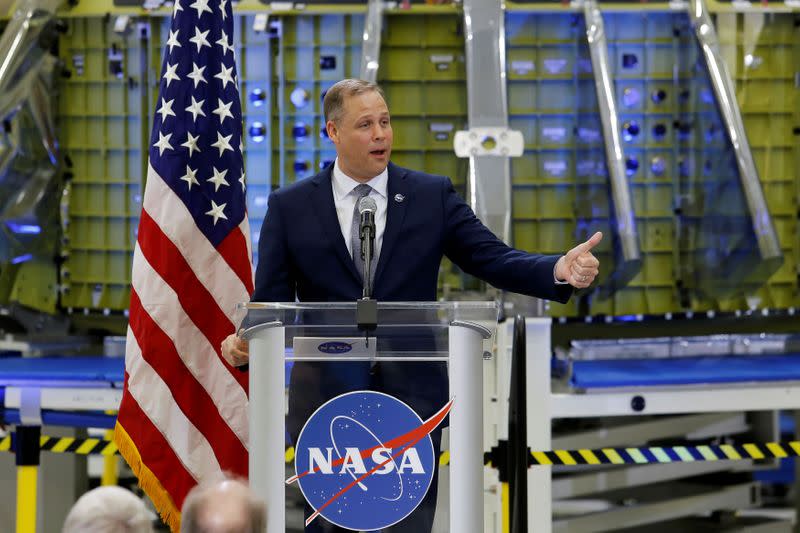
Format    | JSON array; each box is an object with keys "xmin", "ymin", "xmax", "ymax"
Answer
[{"xmin": 118, "ymin": 163, "xmax": 254, "ymax": 511}]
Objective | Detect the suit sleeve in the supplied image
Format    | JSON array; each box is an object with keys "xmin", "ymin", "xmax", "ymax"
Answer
[
  {"xmin": 251, "ymin": 191, "xmax": 296, "ymax": 303},
  {"xmin": 441, "ymin": 177, "xmax": 573, "ymax": 303}
]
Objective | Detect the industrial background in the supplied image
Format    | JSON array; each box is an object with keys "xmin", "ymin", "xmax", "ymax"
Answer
[{"xmin": 0, "ymin": 0, "xmax": 799, "ymax": 530}]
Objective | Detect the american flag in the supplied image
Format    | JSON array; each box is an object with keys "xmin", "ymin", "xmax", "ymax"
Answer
[{"xmin": 114, "ymin": 0, "xmax": 253, "ymax": 529}]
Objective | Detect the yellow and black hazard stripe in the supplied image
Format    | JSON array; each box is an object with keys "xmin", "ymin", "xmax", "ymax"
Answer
[
  {"xmin": 527, "ymin": 441, "xmax": 800, "ymax": 466},
  {"xmin": 3, "ymin": 436, "xmax": 799, "ymax": 464},
  {"xmin": 0, "ymin": 435, "xmax": 119, "ymax": 456}
]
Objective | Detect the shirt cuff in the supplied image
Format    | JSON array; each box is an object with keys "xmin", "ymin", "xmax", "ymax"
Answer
[{"xmin": 553, "ymin": 258, "xmax": 570, "ymax": 285}]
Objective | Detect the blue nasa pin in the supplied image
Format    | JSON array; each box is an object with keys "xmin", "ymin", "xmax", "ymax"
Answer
[{"xmin": 394, "ymin": 193, "xmax": 405, "ymax": 203}]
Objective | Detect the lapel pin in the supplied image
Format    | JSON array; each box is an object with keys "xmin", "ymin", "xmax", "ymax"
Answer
[{"xmin": 394, "ymin": 194, "xmax": 405, "ymax": 203}]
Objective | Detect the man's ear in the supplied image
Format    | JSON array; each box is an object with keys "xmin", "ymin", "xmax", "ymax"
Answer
[{"xmin": 326, "ymin": 120, "xmax": 338, "ymax": 144}]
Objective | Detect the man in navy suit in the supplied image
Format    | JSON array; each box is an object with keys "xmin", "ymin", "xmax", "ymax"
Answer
[{"xmin": 223, "ymin": 78, "xmax": 601, "ymax": 531}]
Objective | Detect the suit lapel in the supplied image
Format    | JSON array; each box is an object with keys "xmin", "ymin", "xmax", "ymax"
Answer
[
  {"xmin": 374, "ymin": 162, "xmax": 410, "ymax": 286},
  {"xmin": 310, "ymin": 168, "xmax": 362, "ymax": 285}
]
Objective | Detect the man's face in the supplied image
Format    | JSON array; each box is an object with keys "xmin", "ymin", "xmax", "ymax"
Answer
[{"xmin": 326, "ymin": 90, "xmax": 393, "ymax": 182}]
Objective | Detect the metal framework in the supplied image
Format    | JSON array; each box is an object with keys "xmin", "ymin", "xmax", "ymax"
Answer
[
  {"xmin": 461, "ymin": 0, "xmax": 514, "ymax": 244},
  {"xmin": 526, "ymin": 317, "xmax": 800, "ymax": 532},
  {"xmin": 688, "ymin": 0, "xmax": 782, "ymax": 270},
  {"xmin": 583, "ymin": 0, "xmax": 642, "ymax": 296},
  {"xmin": 359, "ymin": 0, "xmax": 384, "ymax": 83}
]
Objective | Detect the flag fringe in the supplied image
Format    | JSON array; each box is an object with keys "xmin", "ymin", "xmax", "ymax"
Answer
[{"xmin": 114, "ymin": 422, "xmax": 182, "ymax": 532}]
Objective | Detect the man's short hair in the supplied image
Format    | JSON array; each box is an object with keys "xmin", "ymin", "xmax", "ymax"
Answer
[
  {"xmin": 180, "ymin": 477, "xmax": 266, "ymax": 533},
  {"xmin": 323, "ymin": 78, "xmax": 386, "ymax": 124},
  {"xmin": 62, "ymin": 486, "xmax": 155, "ymax": 533}
]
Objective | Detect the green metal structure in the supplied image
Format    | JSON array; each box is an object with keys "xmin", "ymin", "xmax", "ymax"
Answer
[{"xmin": 0, "ymin": 0, "xmax": 797, "ymax": 330}]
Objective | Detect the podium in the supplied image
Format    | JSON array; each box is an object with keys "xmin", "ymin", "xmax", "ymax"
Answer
[{"xmin": 241, "ymin": 301, "xmax": 498, "ymax": 532}]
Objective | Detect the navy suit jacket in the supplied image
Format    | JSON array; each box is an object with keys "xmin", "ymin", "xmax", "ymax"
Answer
[
  {"xmin": 252, "ymin": 162, "xmax": 573, "ymax": 304},
  {"xmin": 252, "ymin": 162, "xmax": 572, "ymax": 438}
]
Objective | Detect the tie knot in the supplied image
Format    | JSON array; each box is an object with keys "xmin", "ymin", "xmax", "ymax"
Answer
[{"xmin": 353, "ymin": 184, "xmax": 372, "ymax": 198}]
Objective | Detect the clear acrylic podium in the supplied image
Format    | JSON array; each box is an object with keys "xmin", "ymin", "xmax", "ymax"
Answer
[{"xmin": 240, "ymin": 301, "xmax": 498, "ymax": 532}]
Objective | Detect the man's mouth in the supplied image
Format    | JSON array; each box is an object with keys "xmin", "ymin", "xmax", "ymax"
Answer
[{"xmin": 370, "ymin": 149, "xmax": 387, "ymax": 157}]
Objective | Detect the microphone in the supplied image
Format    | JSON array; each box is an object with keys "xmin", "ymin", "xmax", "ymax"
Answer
[{"xmin": 357, "ymin": 196, "xmax": 377, "ymax": 298}]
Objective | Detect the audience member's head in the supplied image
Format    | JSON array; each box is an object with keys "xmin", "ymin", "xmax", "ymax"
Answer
[
  {"xmin": 62, "ymin": 486, "xmax": 155, "ymax": 533},
  {"xmin": 180, "ymin": 477, "xmax": 266, "ymax": 533}
]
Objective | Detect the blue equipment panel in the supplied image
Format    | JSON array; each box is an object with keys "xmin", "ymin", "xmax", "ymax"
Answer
[
  {"xmin": 571, "ymin": 354, "xmax": 800, "ymax": 389},
  {"xmin": 0, "ymin": 357, "xmax": 124, "ymax": 386}
]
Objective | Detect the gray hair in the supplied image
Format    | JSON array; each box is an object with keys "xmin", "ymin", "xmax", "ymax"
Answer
[
  {"xmin": 62, "ymin": 486, "xmax": 155, "ymax": 533},
  {"xmin": 180, "ymin": 478, "xmax": 266, "ymax": 533},
  {"xmin": 323, "ymin": 78, "xmax": 385, "ymax": 124}
]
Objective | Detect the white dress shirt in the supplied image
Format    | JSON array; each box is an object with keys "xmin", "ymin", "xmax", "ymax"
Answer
[{"xmin": 331, "ymin": 158, "xmax": 388, "ymax": 261}]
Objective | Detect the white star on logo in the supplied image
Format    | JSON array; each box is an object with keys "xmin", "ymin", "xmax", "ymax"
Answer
[
  {"xmin": 205, "ymin": 200, "xmax": 228, "ymax": 225},
  {"xmin": 156, "ymin": 98, "xmax": 176, "ymax": 122},
  {"xmin": 187, "ymin": 62, "xmax": 207, "ymax": 88},
  {"xmin": 172, "ymin": 0, "xmax": 183, "ymax": 16},
  {"xmin": 181, "ymin": 132, "xmax": 201, "ymax": 157},
  {"xmin": 189, "ymin": 26, "xmax": 211, "ymax": 53},
  {"xmin": 185, "ymin": 96, "xmax": 206, "ymax": 122},
  {"xmin": 189, "ymin": 0, "xmax": 212, "ymax": 17},
  {"xmin": 214, "ymin": 64, "xmax": 235, "ymax": 89},
  {"xmin": 212, "ymin": 98, "xmax": 234, "ymax": 123},
  {"xmin": 162, "ymin": 62, "xmax": 180, "ymax": 88},
  {"xmin": 207, "ymin": 166, "xmax": 229, "ymax": 192},
  {"xmin": 166, "ymin": 29, "xmax": 181, "ymax": 54},
  {"xmin": 179, "ymin": 165, "xmax": 199, "ymax": 190},
  {"xmin": 211, "ymin": 131, "xmax": 233, "ymax": 157},
  {"xmin": 216, "ymin": 30, "xmax": 234, "ymax": 57},
  {"xmin": 239, "ymin": 171, "xmax": 246, "ymax": 191},
  {"xmin": 219, "ymin": 0, "xmax": 228, "ymax": 19},
  {"xmin": 153, "ymin": 131, "xmax": 173, "ymax": 156}
]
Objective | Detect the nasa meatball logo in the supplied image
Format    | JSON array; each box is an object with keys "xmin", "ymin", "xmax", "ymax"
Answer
[{"xmin": 287, "ymin": 391, "xmax": 452, "ymax": 530}]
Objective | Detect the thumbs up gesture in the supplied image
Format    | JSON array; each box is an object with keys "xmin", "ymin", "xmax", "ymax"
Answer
[{"xmin": 555, "ymin": 231, "xmax": 602, "ymax": 289}]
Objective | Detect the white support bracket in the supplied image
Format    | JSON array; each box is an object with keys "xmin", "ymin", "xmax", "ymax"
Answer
[{"xmin": 453, "ymin": 128, "xmax": 524, "ymax": 158}]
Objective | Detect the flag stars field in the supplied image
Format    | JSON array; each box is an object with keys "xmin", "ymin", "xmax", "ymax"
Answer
[{"xmin": 115, "ymin": 0, "xmax": 251, "ymax": 528}]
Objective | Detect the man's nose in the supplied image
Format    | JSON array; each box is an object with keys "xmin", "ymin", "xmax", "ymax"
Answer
[{"xmin": 371, "ymin": 124, "xmax": 385, "ymax": 140}]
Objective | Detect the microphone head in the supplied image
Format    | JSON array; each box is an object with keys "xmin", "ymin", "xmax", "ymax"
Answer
[{"xmin": 358, "ymin": 196, "xmax": 377, "ymax": 215}]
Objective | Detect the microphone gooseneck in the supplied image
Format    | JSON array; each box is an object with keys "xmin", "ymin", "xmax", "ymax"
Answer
[
  {"xmin": 355, "ymin": 195, "xmax": 378, "ymax": 341},
  {"xmin": 357, "ymin": 196, "xmax": 377, "ymax": 298}
]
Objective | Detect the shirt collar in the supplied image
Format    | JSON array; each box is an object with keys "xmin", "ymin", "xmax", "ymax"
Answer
[{"xmin": 332, "ymin": 158, "xmax": 388, "ymax": 201}]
